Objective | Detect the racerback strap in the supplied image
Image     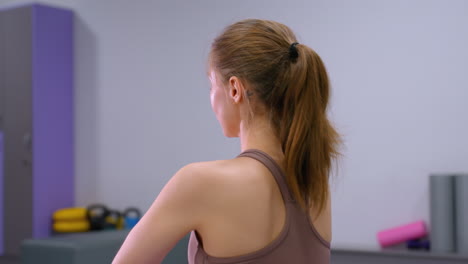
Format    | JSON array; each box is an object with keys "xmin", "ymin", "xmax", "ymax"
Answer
[{"xmin": 237, "ymin": 149, "xmax": 294, "ymax": 202}]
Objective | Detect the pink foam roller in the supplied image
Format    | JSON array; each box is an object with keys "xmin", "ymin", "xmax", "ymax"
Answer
[{"xmin": 377, "ymin": 220, "xmax": 427, "ymax": 247}]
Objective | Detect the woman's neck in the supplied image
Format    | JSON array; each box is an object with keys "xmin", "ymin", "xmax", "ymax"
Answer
[{"xmin": 239, "ymin": 118, "xmax": 284, "ymax": 160}]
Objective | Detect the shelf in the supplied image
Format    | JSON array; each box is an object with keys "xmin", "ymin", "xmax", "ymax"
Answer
[{"xmin": 332, "ymin": 248, "xmax": 468, "ymax": 264}]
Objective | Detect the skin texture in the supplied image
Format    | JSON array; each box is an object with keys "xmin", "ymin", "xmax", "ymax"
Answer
[{"xmin": 112, "ymin": 70, "xmax": 332, "ymax": 264}]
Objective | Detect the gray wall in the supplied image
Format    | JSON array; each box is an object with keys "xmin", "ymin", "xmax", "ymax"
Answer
[{"xmin": 1, "ymin": 0, "xmax": 467, "ymax": 250}]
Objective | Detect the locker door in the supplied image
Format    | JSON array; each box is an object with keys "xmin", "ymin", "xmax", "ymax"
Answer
[
  {"xmin": 2, "ymin": 7, "xmax": 33, "ymax": 255},
  {"xmin": 0, "ymin": 9, "xmax": 5, "ymax": 255},
  {"xmin": 0, "ymin": 10, "xmax": 5, "ymax": 129}
]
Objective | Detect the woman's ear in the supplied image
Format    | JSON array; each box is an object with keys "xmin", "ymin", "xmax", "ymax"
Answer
[{"xmin": 228, "ymin": 76, "xmax": 244, "ymax": 104}]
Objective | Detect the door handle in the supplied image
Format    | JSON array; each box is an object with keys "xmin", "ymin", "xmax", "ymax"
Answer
[{"xmin": 23, "ymin": 133, "xmax": 32, "ymax": 150}]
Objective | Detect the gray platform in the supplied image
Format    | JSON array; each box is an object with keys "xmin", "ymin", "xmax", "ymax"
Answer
[
  {"xmin": 16, "ymin": 233, "xmax": 468, "ymax": 264},
  {"xmin": 21, "ymin": 231, "xmax": 129, "ymax": 264},
  {"xmin": 332, "ymin": 248, "xmax": 468, "ymax": 264},
  {"xmin": 20, "ymin": 230, "xmax": 190, "ymax": 264}
]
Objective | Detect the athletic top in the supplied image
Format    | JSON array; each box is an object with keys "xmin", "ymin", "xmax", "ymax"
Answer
[{"xmin": 187, "ymin": 149, "xmax": 331, "ymax": 264}]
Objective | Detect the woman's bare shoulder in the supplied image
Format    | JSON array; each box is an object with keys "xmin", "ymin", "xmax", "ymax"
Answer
[
  {"xmin": 181, "ymin": 159, "xmax": 245, "ymax": 186},
  {"xmin": 180, "ymin": 158, "xmax": 265, "ymax": 200}
]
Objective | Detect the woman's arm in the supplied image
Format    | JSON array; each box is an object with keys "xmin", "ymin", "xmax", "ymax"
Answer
[{"xmin": 113, "ymin": 163, "xmax": 210, "ymax": 264}]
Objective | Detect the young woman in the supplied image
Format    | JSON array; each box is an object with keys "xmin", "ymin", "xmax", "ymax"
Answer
[{"xmin": 113, "ymin": 19, "xmax": 341, "ymax": 264}]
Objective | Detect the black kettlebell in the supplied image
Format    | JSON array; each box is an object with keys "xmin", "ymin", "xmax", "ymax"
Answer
[
  {"xmin": 103, "ymin": 210, "xmax": 122, "ymax": 230},
  {"xmin": 87, "ymin": 204, "xmax": 110, "ymax": 231}
]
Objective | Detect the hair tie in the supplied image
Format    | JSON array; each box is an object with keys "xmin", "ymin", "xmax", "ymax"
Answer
[{"xmin": 289, "ymin": 42, "xmax": 299, "ymax": 60}]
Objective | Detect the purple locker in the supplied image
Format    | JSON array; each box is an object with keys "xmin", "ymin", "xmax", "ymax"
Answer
[
  {"xmin": 0, "ymin": 4, "xmax": 74, "ymax": 255},
  {"xmin": 0, "ymin": 132, "xmax": 3, "ymax": 254}
]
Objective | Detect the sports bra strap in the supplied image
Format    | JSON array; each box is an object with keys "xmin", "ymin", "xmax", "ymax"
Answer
[{"xmin": 237, "ymin": 149, "xmax": 294, "ymax": 202}]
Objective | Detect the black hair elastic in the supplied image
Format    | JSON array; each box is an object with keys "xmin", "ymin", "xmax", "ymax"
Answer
[{"xmin": 289, "ymin": 42, "xmax": 299, "ymax": 60}]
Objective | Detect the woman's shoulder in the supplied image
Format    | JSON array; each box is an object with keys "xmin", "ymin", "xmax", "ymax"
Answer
[
  {"xmin": 176, "ymin": 158, "xmax": 267, "ymax": 201},
  {"xmin": 178, "ymin": 159, "xmax": 245, "ymax": 188}
]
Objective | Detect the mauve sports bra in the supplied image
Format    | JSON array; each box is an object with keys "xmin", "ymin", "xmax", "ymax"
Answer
[{"xmin": 187, "ymin": 149, "xmax": 330, "ymax": 264}]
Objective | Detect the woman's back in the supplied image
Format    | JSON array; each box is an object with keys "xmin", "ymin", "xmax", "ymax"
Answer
[
  {"xmin": 113, "ymin": 19, "xmax": 339, "ymax": 264},
  {"xmin": 188, "ymin": 149, "xmax": 331, "ymax": 264}
]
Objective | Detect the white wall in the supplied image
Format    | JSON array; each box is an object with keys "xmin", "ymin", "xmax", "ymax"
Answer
[{"xmin": 1, "ymin": 0, "xmax": 468, "ymax": 250}]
